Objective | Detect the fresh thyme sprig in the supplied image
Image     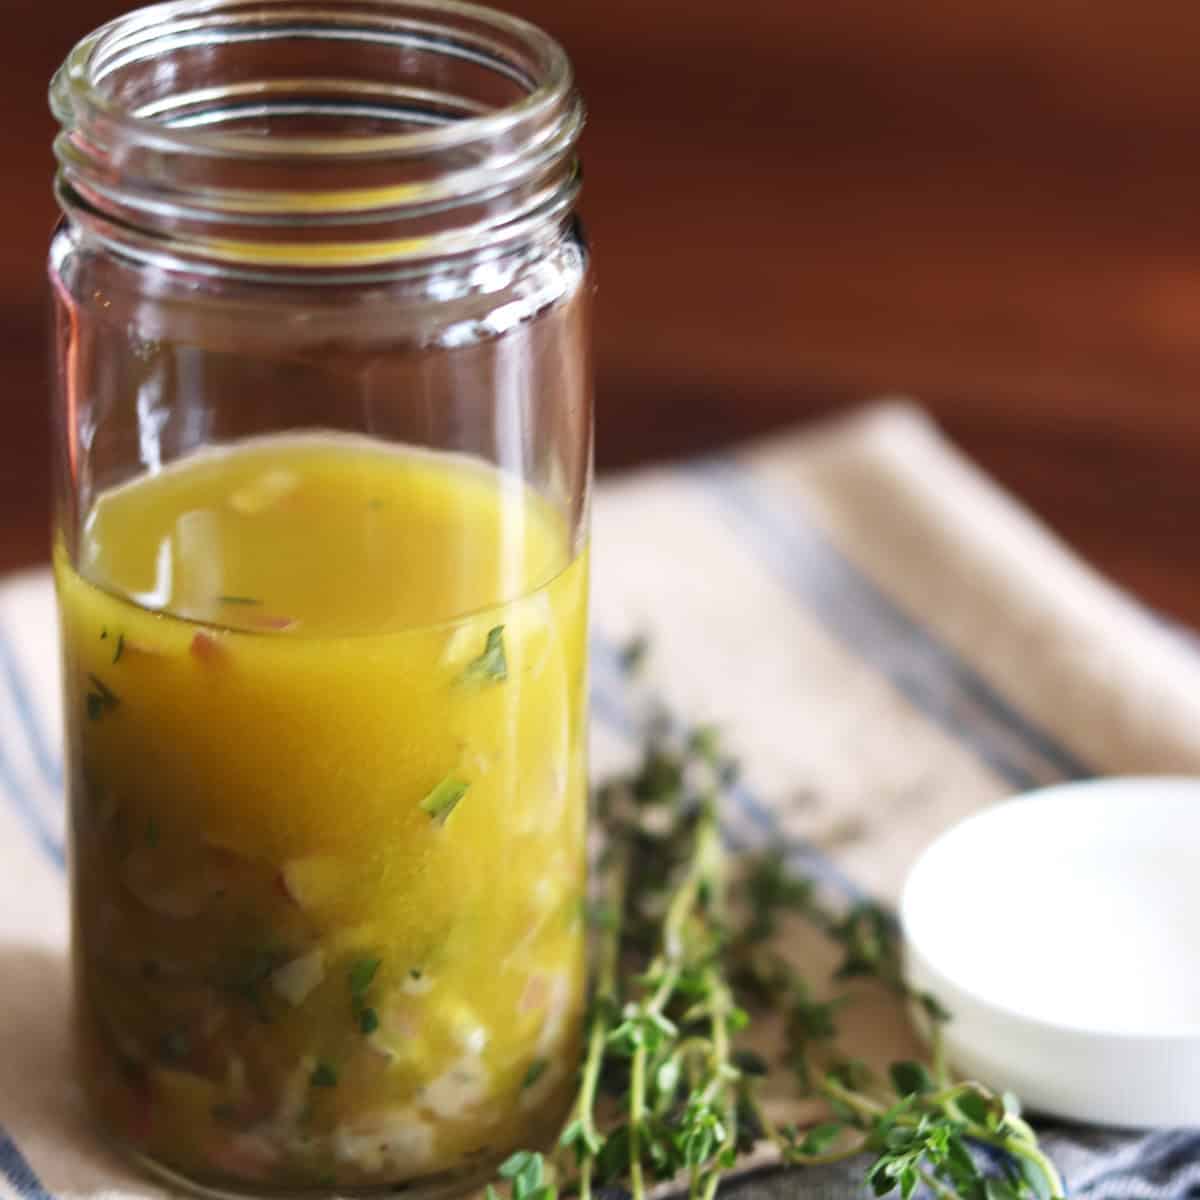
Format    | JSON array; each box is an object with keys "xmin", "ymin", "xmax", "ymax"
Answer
[
  {"xmin": 558, "ymin": 846, "xmax": 625, "ymax": 1200},
  {"xmin": 490, "ymin": 643, "xmax": 1065, "ymax": 1200}
]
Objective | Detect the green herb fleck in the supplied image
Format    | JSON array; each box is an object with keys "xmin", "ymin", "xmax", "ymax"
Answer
[
  {"xmin": 521, "ymin": 1058, "xmax": 548, "ymax": 1090},
  {"xmin": 218, "ymin": 595, "xmax": 261, "ymax": 607},
  {"xmin": 112, "ymin": 633, "xmax": 125, "ymax": 664},
  {"xmin": 348, "ymin": 957, "xmax": 381, "ymax": 999},
  {"xmin": 160, "ymin": 1029, "xmax": 190, "ymax": 1062},
  {"xmin": 100, "ymin": 627, "xmax": 108, "ymax": 641},
  {"xmin": 420, "ymin": 776, "xmax": 470, "ymax": 827},
  {"xmin": 86, "ymin": 674, "xmax": 120, "ymax": 721},
  {"xmin": 310, "ymin": 1061, "xmax": 338, "ymax": 1088},
  {"xmin": 229, "ymin": 949, "xmax": 284, "ymax": 1022},
  {"xmin": 460, "ymin": 625, "xmax": 508, "ymax": 685},
  {"xmin": 145, "ymin": 817, "xmax": 160, "ymax": 848},
  {"xmin": 348, "ymin": 956, "xmax": 382, "ymax": 1034}
]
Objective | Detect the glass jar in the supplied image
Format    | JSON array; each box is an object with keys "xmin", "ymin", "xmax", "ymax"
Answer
[{"xmin": 48, "ymin": 3, "xmax": 591, "ymax": 1196}]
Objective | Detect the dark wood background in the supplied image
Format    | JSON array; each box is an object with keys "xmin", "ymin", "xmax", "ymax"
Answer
[{"xmin": 6, "ymin": 1, "xmax": 1200, "ymax": 622}]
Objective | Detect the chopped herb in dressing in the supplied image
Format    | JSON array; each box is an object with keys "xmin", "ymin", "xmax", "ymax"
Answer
[
  {"xmin": 230, "ymin": 949, "xmax": 286, "ymax": 1022},
  {"xmin": 86, "ymin": 674, "xmax": 119, "ymax": 721},
  {"xmin": 348, "ymin": 957, "xmax": 380, "ymax": 998},
  {"xmin": 460, "ymin": 625, "xmax": 508, "ymax": 685},
  {"xmin": 521, "ymin": 1058, "xmax": 548, "ymax": 1090},
  {"xmin": 57, "ymin": 440, "xmax": 590, "ymax": 1192},
  {"xmin": 348, "ymin": 956, "xmax": 382, "ymax": 1034},
  {"xmin": 161, "ymin": 1028, "xmax": 190, "ymax": 1062},
  {"xmin": 420, "ymin": 776, "xmax": 470, "ymax": 826},
  {"xmin": 310, "ymin": 1061, "xmax": 338, "ymax": 1088}
]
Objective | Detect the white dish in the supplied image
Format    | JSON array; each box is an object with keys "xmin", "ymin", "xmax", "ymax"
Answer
[{"xmin": 900, "ymin": 777, "xmax": 1200, "ymax": 1127}]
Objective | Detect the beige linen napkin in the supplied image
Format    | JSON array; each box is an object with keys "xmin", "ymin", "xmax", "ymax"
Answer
[{"xmin": 1, "ymin": 401, "xmax": 1197, "ymax": 1198}]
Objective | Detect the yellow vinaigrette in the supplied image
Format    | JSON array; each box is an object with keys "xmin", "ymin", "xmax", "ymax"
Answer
[{"xmin": 56, "ymin": 436, "xmax": 589, "ymax": 1191}]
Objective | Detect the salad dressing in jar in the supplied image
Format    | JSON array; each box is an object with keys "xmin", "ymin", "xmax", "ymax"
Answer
[{"xmin": 48, "ymin": 3, "xmax": 592, "ymax": 1195}]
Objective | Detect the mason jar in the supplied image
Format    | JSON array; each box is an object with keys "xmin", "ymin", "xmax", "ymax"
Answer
[{"xmin": 48, "ymin": 2, "xmax": 592, "ymax": 1194}]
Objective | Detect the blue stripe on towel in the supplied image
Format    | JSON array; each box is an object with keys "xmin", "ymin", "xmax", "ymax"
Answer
[
  {"xmin": 1070, "ymin": 1129, "xmax": 1200, "ymax": 1197},
  {"xmin": 0, "ymin": 747, "xmax": 64, "ymax": 873},
  {"xmin": 0, "ymin": 630, "xmax": 62, "ymax": 792},
  {"xmin": 0, "ymin": 1129, "xmax": 53, "ymax": 1200},
  {"xmin": 0, "ymin": 622, "xmax": 66, "ymax": 870},
  {"xmin": 694, "ymin": 458, "xmax": 1095, "ymax": 791}
]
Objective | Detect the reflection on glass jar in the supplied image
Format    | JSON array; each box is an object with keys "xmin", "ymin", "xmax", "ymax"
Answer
[{"xmin": 48, "ymin": 3, "xmax": 591, "ymax": 1195}]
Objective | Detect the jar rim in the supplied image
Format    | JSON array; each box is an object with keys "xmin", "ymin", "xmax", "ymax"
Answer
[
  {"xmin": 51, "ymin": 0, "xmax": 574, "ymax": 161},
  {"xmin": 49, "ymin": 0, "xmax": 584, "ymax": 278}
]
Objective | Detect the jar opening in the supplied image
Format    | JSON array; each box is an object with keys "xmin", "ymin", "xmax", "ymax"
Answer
[{"xmin": 51, "ymin": 0, "xmax": 584, "ymax": 278}]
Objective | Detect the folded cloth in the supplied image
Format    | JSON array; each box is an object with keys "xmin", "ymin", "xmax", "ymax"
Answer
[{"xmin": 2, "ymin": 403, "xmax": 1198, "ymax": 1199}]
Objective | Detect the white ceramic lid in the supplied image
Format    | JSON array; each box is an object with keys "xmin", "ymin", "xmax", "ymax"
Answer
[{"xmin": 900, "ymin": 777, "xmax": 1200, "ymax": 1128}]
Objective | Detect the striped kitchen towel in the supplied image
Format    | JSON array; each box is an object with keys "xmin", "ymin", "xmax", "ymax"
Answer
[{"xmin": 2, "ymin": 402, "xmax": 1199, "ymax": 1198}]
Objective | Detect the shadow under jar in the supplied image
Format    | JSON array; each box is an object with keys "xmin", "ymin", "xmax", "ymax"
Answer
[{"xmin": 48, "ymin": 3, "xmax": 592, "ymax": 1195}]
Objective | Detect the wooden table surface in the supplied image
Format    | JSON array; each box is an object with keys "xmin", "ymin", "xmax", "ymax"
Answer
[{"xmin": 5, "ymin": 1, "xmax": 1200, "ymax": 623}]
